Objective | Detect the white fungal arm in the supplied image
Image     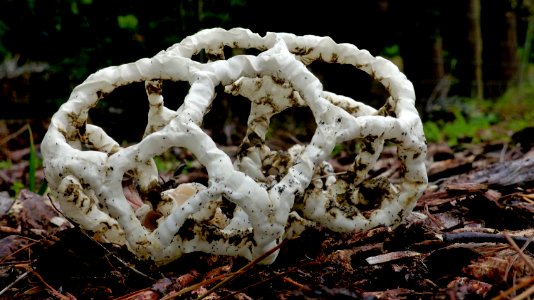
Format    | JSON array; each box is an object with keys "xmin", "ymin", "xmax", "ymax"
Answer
[{"xmin": 42, "ymin": 27, "xmax": 427, "ymax": 265}]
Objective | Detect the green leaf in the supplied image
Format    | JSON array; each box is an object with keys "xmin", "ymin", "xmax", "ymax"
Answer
[
  {"xmin": 37, "ymin": 180, "xmax": 48, "ymax": 196},
  {"xmin": 382, "ymin": 44, "xmax": 400, "ymax": 57},
  {"xmin": 71, "ymin": 2, "xmax": 79, "ymax": 15},
  {"xmin": 0, "ymin": 160, "xmax": 12, "ymax": 169},
  {"xmin": 10, "ymin": 182, "xmax": 24, "ymax": 197},
  {"xmin": 118, "ymin": 14, "xmax": 139, "ymax": 30}
]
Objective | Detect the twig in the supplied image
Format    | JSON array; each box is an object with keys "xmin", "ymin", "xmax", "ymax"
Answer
[
  {"xmin": 283, "ymin": 276, "xmax": 308, "ymax": 290},
  {"xmin": 505, "ymin": 235, "xmax": 534, "ymax": 282},
  {"xmin": 365, "ymin": 250, "xmax": 422, "ymax": 265},
  {"xmin": 78, "ymin": 228, "xmax": 157, "ymax": 282},
  {"xmin": 112, "ymin": 287, "xmax": 151, "ymax": 300},
  {"xmin": 443, "ymin": 232, "xmax": 534, "ymax": 253},
  {"xmin": 312, "ymin": 171, "xmax": 347, "ymax": 180},
  {"xmin": 512, "ymin": 281, "xmax": 534, "ymax": 300},
  {"xmin": 503, "ymin": 232, "xmax": 534, "ymax": 273},
  {"xmin": 19, "ymin": 264, "xmax": 73, "ymax": 300},
  {"xmin": 195, "ymin": 239, "xmax": 291, "ymax": 300},
  {"xmin": 0, "ymin": 123, "xmax": 29, "ymax": 146},
  {"xmin": 160, "ymin": 273, "xmax": 229, "ymax": 300},
  {"xmin": 0, "ymin": 260, "xmax": 34, "ymax": 266},
  {"xmin": 0, "ymin": 236, "xmax": 40, "ymax": 264},
  {"xmin": 491, "ymin": 234, "xmax": 534, "ymax": 300},
  {"xmin": 222, "ymin": 261, "xmax": 318, "ymax": 299},
  {"xmin": 0, "ymin": 270, "xmax": 30, "ymax": 297},
  {"xmin": 0, "ymin": 225, "xmax": 21, "ymax": 234},
  {"xmin": 221, "ymin": 260, "xmax": 318, "ymax": 299},
  {"xmin": 492, "ymin": 276, "xmax": 534, "ymax": 300},
  {"xmin": 221, "ymin": 269, "xmax": 292, "ymax": 299},
  {"xmin": 424, "ymin": 203, "xmax": 445, "ymax": 230},
  {"xmin": 499, "ymin": 143, "xmax": 508, "ymax": 163}
]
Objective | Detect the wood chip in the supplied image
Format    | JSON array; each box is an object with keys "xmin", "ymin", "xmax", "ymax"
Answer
[{"xmin": 365, "ymin": 251, "xmax": 422, "ymax": 265}]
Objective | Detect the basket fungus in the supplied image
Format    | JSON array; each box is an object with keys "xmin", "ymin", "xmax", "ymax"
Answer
[{"xmin": 41, "ymin": 28, "xmax": 427, "ymax": 265}]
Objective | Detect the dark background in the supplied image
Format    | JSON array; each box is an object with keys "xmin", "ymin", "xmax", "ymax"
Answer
[{"xmin": 0, "ymin": 0, "xmax": 532, "ymax": 141}]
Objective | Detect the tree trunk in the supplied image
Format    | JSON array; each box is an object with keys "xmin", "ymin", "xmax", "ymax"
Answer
[
  {"xmin": 481, "ymin": 0, "xmax": 520, "ymax": 98},
  {"xmin": 457, "ymin": 0, "xmax": 484, "ymax": 99},
  {"xmin": 468, "ymin": 0, "xmax": 484, "ymax": 99},
  {"xmin": 396, "ymin": 0, "xmax": 445, "ymax": 112},
  {"xmin": 519, "ymin": 18, "xmax": 534, "ymax": 86}
]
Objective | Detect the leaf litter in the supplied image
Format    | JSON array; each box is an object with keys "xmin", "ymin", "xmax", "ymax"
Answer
[{"xmin": 0, "ymin": 123, "xmax": 533, "ymax": 300}]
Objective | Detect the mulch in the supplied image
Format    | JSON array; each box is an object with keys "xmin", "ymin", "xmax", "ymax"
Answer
[{"xmin": 0, "ymin": 131, "xmax": 533, "ymax": 299}]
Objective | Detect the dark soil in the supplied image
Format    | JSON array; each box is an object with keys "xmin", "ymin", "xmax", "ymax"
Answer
[{"xmin": 0, "ymin": 122, "xmax": 533, "ymax": 300}]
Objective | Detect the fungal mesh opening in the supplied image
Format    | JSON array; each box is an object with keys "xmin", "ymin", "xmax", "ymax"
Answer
[
  {"xmin": 87, "ymin": 80, "xmax": 191, "ymax": 147},
  {"xmin": 314, "ymin": 59, "xmax": 404, "ymax": 216},
  {"xmin": 154, "ymin": 147, "xmax": 207, "ymax": 189},
  {"xmin": 120, "ymin": 167, "xmax": 161, "ymax": 231},
  {"xmin": 191, "ymin": 47, "xmax": 265, "ymax": 63},
  {"xmin": 307, "ymin": 61, "xmax": 389, "ymax": 109},
  {"xmin": 266, "ymin": 106, "xmax": 315, "ymax": 151},
  {"xmin": 370, "ymin": 142, "xmax": 401, "ymax": 182},
  {"xmin": 126, "ymin": 146, "xmax": 210, "ymax": 231},
  {"xmin": 330, "ymin": 140, "xmax": 403, "ymax": 182},
  {"xmin": 224, "ymin": 46, "xmax": 264, "ymax": 58},
  {"xmin": 161, "ymin": 80, "xmax": 190, "ymax": 110},
  {"xmin": 203, "ymin": 84, "xmax": 250, "ymax": 147},
  {"xmin": 307, "ymin": 60, "xmax": 401, "ymax": 208},
  {"xmin": 88, "ymin": 82, "xmax": 148, "ymax": 144},
  {"xmin": 331, "ymin": 140, "xmax": 360, "ymax": 172}
]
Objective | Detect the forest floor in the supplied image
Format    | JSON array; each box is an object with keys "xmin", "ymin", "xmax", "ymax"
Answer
[{"xmin": 0, "ymin": 120, "xmax": 533, "ymax": 300}]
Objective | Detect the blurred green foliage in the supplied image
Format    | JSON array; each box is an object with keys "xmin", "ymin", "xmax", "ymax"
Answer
[
  {"xmin": 0, "ymin": 160, "xmax": 12, "ymax": 169},
  {"xmin": 424, "ymin": 108, "xmax": 499, "ymax": 146},
  {"xmin": 494, "ymin": 84, "xmax": 534, "ymax": 130},
  {"xmin": 117, "ymin": 14, "xmax": 139, "ymax": 30},
  {"xmin": 423, "ymin": 83, "xmax": 534, "ymax": 146},
  {"xmin": 0, "ymin": 125, "xmax": 45, "ymax": 196}
]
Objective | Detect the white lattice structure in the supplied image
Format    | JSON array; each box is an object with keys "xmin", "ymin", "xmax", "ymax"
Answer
[{"xmin": 41, "ymin": 28, "xmax": 427, "ymax": 265}]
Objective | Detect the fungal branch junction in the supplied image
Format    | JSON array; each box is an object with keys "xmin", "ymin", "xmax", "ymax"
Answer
[{"xmin": 41, "ymin": 28, "xmax": 428, "ymax": 265}]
